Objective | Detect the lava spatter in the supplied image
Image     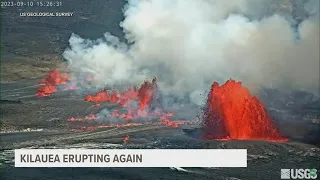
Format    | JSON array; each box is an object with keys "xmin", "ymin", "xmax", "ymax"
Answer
[
  {"xmin": 37, "ymin": 69, "xmax": 70, "ymax": 97},
  {"xmin": 138, "ymin": 78, "xmax": 157, "ymax": 111},
  {"xmin": 202, "ymin": 79, "xmax": 287, "ymax": 141},
  {"xmin": 37, "ymin": 85, "xmax": 58, "ymax": 97},
  {"xmin": 81, "ymin": 78, "xmax": 182, "ymax": 127},
  {"xmin": 84, "ymin": 78, "xmax": 158, "ymax": 111},
  {"xmin": 40, "ymin": 69, "xmax": 69, "ymax": 86},
  {"xmin": 123, "ymin": 135, "xmax": 130, "ymax": 143},
  {"xmin": 84, "ymin": 89, "xmax": 109, "ymax": 102}
]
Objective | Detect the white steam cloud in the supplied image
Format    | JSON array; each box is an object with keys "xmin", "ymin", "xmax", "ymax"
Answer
[{"xmin": 63, "ymin": 0, "xmax": 320, "ymax": 104}]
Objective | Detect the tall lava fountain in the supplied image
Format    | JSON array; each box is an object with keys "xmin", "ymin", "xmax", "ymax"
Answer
[{"xmin": 202, "ymin": 79, "xmax": 287, "ymax": 141}]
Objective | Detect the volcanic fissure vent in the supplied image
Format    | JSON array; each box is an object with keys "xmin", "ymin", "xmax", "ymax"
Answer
[{"xmin": 202, "ymin": 79, "xmax": 287, "ymax": 141}]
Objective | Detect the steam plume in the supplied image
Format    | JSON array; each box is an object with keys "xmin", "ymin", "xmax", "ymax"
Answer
[{"xmin": 63, "ymin": 0, "xmax": 320, "ymax": 104}]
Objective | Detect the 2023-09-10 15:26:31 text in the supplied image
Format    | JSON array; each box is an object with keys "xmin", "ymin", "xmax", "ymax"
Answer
[{"xmin": 1, "ymin": 1, "xmax": 62, "ymax": 7}]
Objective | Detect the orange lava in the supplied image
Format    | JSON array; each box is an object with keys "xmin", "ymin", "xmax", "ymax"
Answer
[
  {"xmin": 107, "ymin": 109, "xmax": 135, "ymax": 120},
  {"xmin": 67, "ymin": 107, "xmax": 183, "ymax": 129},
  {"xmin": 37, "ymin": 85, "xmax": 57, "ymax": 97},
  {"xmin": 36, "ymin": 69, "xmax": 187, "ymax": 130},
  {"xmin": 84, "ymin": 88, "xmax": 139, "ymax": 107},
  {"xmin": 84, "ymin": 89, "xmax": 109, "ymax": 102},
  {"xmin": 67, "ymin": 114, "xmax": 97, "ymax": 121},
  {"xmin": 41, "ymin": 69, "xmax": 69, "ymax": 85},
  {"xmin": 37, "ymin": 70, "xmax": 71, "ymax": 97},
  {"xmin": 123, "ymin": 135, "xmax": 130, "ymax": 143},
  {"xmin": 160, "ymin": 116, "xmax": 179, "ymax": 128},
  {"xmin": 138, "ymin": 78, "xmax": 157, "ymax": 111},
  {"xmin": 84, "ymin": 78, "xmax": 157, "ymax": 111},
  {"xmin": 81, "ymin": 78, "xmax": 187, "ymax": 128},
  {"xmin": 203, "ymin": 79, "xmax": 288, "ymax": 141}
]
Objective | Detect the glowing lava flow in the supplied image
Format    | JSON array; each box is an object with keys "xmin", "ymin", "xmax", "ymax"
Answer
[
  {"xmin": 84, "ymin": 87, "xmax": 140, "ymax": 108},
  {"xmin": 138, "ymin": 78, "xmax": 157, "ymax": 111},
  {"xmin": 123, "ymin": 135, "xmax": 130, "ymax": 143},
  {"xmin": 37, "ymin": 85, "xmax": 57, "ymax": 97},
  {"xmin": 67, "ymin": 110, "xmax": 183, "ymax": 128},
  {"xmin": 37, "ymin": 70, "xmax": 72, "ymax": 97},
  {"xmin": 40, "ymin": 69, "xmax": 69, "ymax": 85},
  {"xmin": 84, "ymin": 78, "xmax": 161, "ymax": 117},
  {"xmin": 202, "ymin": 79, "xmax": 287, "ymax": 141},
  {"xmin": 84, "ymin": 78, "xmax": 158, "ymax": 111},
  {"xmin": 70, "ymin": 78, "xmax": 182, "ymax": 128},
  {"xmin": 67, "ymin": 114, "xmax": 97, "ymax": 121}
]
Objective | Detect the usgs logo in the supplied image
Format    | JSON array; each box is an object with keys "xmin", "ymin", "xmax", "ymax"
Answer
[{"xmin": 281, "ymin": 169, "xmax": 317, "ymax": 179}]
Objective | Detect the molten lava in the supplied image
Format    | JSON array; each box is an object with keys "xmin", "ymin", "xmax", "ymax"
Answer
[
  {"xmin": 203, "ymin": 79, "xmax": 287, "ymax": 141},
  {"xmin": 67, "ymin": 114, "xmax": 97, "ymax": 121},
  {"xmin": 84, "ymin": 88, "xmax": 139, "ymax": 106},
  {"xmin": 123, "ymin": 135, "xmax": 130, "ymax": 143},
  {"xmin": 40, "ymin": 69, "xmax": 69, "ymax": 85},
  {"xmin": 84, "ymin": 89, "xmax": 109, "ymax": 102},
  {"xmin": 84, "ymin": 78, "xmax": 157, "ymax": 111},
  {"xmin": 37, "ymin": 69, "xmax": 71, "ymax": 97},
  {"xmin": 138, "ymin": 78, "xmax": 157, "ymax": 111},
  {"xmin": 37, "ymin": 85, "xmax": 57, "ymax": 97},
  {"xmin": 37, "ymin": 69, "xmax": 187, "ymax": 130},
  {"xmin": 81, "ymin": 78, "xmax": 185, "ymax": 128}
]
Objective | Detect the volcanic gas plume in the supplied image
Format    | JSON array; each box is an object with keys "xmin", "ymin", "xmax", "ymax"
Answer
[
  {"xmin": 202, "ymin": 79, "xmax": 287, "ymax": 141},
  {"xmin": 63, "ymin": 0, "xmax": 319, "ymax": 100}
]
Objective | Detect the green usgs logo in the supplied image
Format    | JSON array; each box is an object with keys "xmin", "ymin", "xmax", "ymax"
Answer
[{"xmin": 281, "ymin": 169, "xmax": 317, "ymax": 179}]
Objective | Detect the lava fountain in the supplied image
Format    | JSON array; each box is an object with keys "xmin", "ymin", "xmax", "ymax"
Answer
[
  {"xmin": 84, "ymin": 78, "xmax": 159, "ymax": 111},
  {"xmin": 37, "ymin": 69, "xmax": 72, "ymax": 97},
  {"xmin": 202, "ymin": 79, "xmax": 287, "ymax": 141},
  {"xmin": 138, "ymin": 78, "xmax": 157, "ymax": 111}
]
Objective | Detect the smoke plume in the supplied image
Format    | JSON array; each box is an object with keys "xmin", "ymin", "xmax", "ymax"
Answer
[{"xmin": 63, "ymin": 0, "xmax": 320, "ymax": 105}]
